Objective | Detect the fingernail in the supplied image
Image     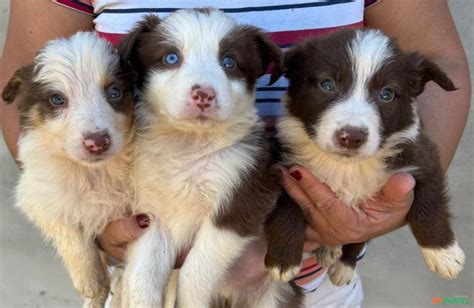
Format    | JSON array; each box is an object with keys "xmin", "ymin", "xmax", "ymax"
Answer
[
  {"xmin": 135, "ymin": 213, "xmax": 151, "ymax": 229},
  {"xmin": 290, "ymin": 170, "xmax": 302, "ymax": 181}
]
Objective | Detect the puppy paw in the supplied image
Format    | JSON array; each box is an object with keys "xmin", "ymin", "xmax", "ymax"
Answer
[
  {"xmin": 421, "ymin": 242, "xmax": 465, "ymax": 279},
  {"xmin": 269, "ymin": 265, "xmax": 302, "ymax": 282},
  {"xmin": 315, "ymin": 245, "xmax": 342, "ymax": 268},
  {"xmin": 72, "ymin": 268, "xmax": 108, "ymax": 299},
  {"xmin": 327, "ymin": 261, "xmax": 354, "ymax": 286}
]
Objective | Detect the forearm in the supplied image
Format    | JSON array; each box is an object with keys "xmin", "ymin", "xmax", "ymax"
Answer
[{"xmin": 416, "ymin": 58, "xmax": 470, "ymax": 171}]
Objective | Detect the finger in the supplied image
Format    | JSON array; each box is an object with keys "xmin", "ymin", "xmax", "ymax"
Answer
[
  {"xmin": 274, "ymin": 164, "xmax": 315, "ymax": 216},
  {"xmin": 104, "ymin": 245, "xmax": 127, "ymax": 263},
  {"xmin": 304, "ymin": 225, "xmax": 323, "ymax": 243},
  {"xmin": 380, "ymin": 173, "xmax": 415, "ymax": 205},
  {"xmin": 100, "ymin": 213, "xmax": 153, "ymax": 246},
  {"xmin": 304, "ymin": 241, "xmax": 321, "ymax": 252},
  {"xmin": 288, "ymin": 166, "xmax": 337, "ymax": 209}
]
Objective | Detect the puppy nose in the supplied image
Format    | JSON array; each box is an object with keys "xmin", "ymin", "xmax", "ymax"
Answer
[
  {"xmin": 189, "ymin": 86, "xmax": 216, "ymax": 111},
  {"xmin": 336, "ymin": 126, "xmax": 368, "ymax": 149},
  {"xmin": 83, "ymin": 132, "xmax": 111, "ymax": 154}
]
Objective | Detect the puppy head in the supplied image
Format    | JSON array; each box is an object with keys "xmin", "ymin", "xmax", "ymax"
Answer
[
  {"xmin": 280, "ymin": 29, "xmax": 455, "ymax": 160},
  {"xmin": 119, "ymin": 9, "xmax": 281, "ymax": 131},
  {"xmin": 2, "ymin": 32, "xmax": 134, "ymax": 165}
]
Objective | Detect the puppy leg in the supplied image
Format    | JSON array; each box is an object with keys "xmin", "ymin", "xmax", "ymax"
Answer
[
  {"xmin": 122, "ymin": 221, "xmax": 176, "ymax": 307},
  {"xmin": 408, "ymin": 176, "xmax": 465, "ymax": 279},
  {"xmin": 176, "ymin": 219, "xmax": 252, "ymax": 308},
  {"xmin": 265, "ymin": 193, "xmax": 305, "ymax": 282},
  {"xmin": 34, "ymin": 219, "xmax": 108, "ymax": 303},
  {"xmin": 327, "ymin": 243, "xmax": 365, "ymax": 286},
  {"xmin": 314, "ymin": 245, "xmax": 342, "ymax": 268}
]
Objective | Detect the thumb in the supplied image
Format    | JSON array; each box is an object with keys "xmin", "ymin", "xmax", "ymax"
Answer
[
  {"xmin": 380, "ymin": 173, "xmax": 416, "ymax": 205},
  {"xmin": 104, "ymin": 213, "xmax": 153, "ymax": 245}
]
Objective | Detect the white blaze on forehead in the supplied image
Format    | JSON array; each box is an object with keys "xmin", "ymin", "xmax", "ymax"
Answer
[
  {"xmin": 33, "ymin": 32, "xmax": 118, "ymax": 97},
  {"xmin": 348, "ymin": 29, "xmax": 393, "ymax": 100},
  {"xmin": 160, "ymin": 9, "xmax": 237, "ymax": 55}
]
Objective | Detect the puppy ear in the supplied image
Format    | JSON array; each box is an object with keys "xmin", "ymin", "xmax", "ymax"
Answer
[
  {"xmin": 2, "ymin": 65, "xmax": 34, "ymax": 104},
  {"xmin": 117, "ymin": 14, "xmax": 161, "ymax": 67},
  {"xmin": 252, "ymin": 31, "xmax": 282, "ymax": 85},
  {"xmin": 408, "ymin": 53, "xmax": 457, "ymax": 96}
]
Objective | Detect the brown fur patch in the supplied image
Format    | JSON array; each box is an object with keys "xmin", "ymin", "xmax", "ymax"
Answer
[
  {"xmin": 264, "ymin": 192, "xmax": 305, "ymax": 273},
  {"xmin": 219, "ymin": 26, "xmax": 282, "ymax": 90},
  {"xmin": 213, "ymin": 128, "xmax": 279, "ymax": 237},
  {"xmin": 277, "ymin": 30, "xmax": 356, "ymax": 136},
  {"xmin": 2, "ymin": 61, "xmax": 135, "ymax": 132},
  {"xmin": 386, "ymin": 134, "xmax": 454, "ymax": 248}
]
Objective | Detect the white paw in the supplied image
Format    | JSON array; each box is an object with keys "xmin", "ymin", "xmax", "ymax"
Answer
[
  {"xmin": 421, "ymin": 242, "xmax": 465, "ymax": 279},
  {"xmin": 315, "ymin": 245, "xmax": 342, "ymax": 268},
  {"xmin": 269, "ymin": 265, "xmax": 302, "ymax": 282},
  {"xmin": 328, "ymin": 261, "xmax": 354, "ymax": 286}
]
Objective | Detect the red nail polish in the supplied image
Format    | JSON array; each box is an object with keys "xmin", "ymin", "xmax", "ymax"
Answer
[
  {"xmin": 290, "ymin": 170, "xmax": 302, "ymax": 181},
  {"xmin": 136, "ymin": 214, "xmax": 150, "ymax": 229}
]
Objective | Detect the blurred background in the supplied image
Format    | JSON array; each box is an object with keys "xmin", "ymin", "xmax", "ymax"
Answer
[{"xmin": 0, "ymin": 0, "xmax": 472, "ymax": 307}]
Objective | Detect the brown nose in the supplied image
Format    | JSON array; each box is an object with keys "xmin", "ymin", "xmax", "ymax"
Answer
[
  {"xmin": 83, "ymin": 132, "xmax": 111, "ymax": 154},
  {"xmin": 336, "ymin": 126, "xmax": 368, "ymax": 149}
]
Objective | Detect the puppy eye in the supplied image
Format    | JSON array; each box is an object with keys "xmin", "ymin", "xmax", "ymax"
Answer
[
  {"xmin": 320, "ymin": 79, "xmax": 335, "ymax": 92},
  {"xmin": 49, "ymin": 94, "xmax": 66, "ymax": 107},
  {"xmin": 221, "ymin": 55, "xmax": 235, "ymax": 69},
  {"xmin": 164, "ymin": 52, "xmax": 180, "ymax": 65},
  {"xmin": 107, "ymin": 85, "xmax": 122, "ymax": 99},
  {"xmin": 379, "ymin": 87, "xmax": 395, "ymax": 102}
]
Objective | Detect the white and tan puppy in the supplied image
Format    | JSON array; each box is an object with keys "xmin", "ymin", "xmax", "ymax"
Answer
[
  {"xmin": 119, "ymin": 9, "xmax": 301, "ymax": 308},
  {"xmin": 2, "ymin": 32, "xmax": 135, "ymax": 307}
]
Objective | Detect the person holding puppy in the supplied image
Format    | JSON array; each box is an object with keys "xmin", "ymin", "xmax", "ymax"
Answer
[{"xmin": 0, "ymin": 0, "xmax": 470, "ymax": 306}]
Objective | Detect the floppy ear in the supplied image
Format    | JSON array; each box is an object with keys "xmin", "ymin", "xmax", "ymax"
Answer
[
  {"xmin": 408, "ymin": 53, "xmax": 457, "ymax": 96},
  {"xmin": 2, "ymin": 65, "xmax": 34, "ymax": 104},
  {"xmin": 252, "ymin": 31, "xmax": 282, "ymax": 85},
  {"xmin": 117, "ymin": 14, "xmax": 161, "ymax": 68}
]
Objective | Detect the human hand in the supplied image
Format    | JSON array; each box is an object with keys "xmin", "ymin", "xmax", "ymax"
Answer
[
  {"xmin": 275, "ymin": 165, "xmax": 415, "ymax": 251},
  {"xmin": 97, "ymin": 214, "xmax": 152, "ymax": 263}
]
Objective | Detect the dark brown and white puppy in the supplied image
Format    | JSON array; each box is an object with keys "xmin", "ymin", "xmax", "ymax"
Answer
[
  {"xmin": 265, "ymin": 29, "xmax": 465, "ymax": 286},
  {"xmin": 2, "ymin": 32, "xmax": 135, "ymax": 307},
  {"xmin": 118, "ymin": 9, "xmax": 301, "ymax": 308}
]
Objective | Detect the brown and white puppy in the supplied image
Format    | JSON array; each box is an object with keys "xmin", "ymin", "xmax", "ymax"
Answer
[
  {"xmin": 118, "ymin": 9, "xmax": 301, "ymax": 308},
  {"xmin": 265, "ymin": 29, "xmax": 465, "ymax": 286},
  {"xmin": 2, "ymin": 32, "xmax": 135, "ymax": 306}
]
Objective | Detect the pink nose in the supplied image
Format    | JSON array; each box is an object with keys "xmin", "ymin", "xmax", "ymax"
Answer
[
  {"xmin": 83, "ymin": 132, "xmax": 111, "ymax": 154},
  {"xmin": 189, "ymin": 86, "xmax": 216, "ymax": 111}
]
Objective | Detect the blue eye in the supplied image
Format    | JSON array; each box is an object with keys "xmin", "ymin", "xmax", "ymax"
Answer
[
  {"xmin": 221, "ymin": 55, "xmax": 235, "ymax": 69},
  {"xmin": 107, "ymin": 85, "xmax": 122, "ymax": 99},
  {"xmin": 164, "ymin": 52, "xmax": 180, "ymax": 65},
  {"xmin": 49, "ymin": 94, "xmax": 66, "ymax": 106},
  {"xmin": 320, "ymin": 79, "xmax": 335, "ymax": 92},
  {"xmin": 379, "ymin": 87, "xmax": 395, "ymax": 101}
]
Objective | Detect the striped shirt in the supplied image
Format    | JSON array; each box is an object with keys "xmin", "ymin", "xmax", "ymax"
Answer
[{"xmin": 54, "ymin": 0, "xmax": 373, "ymax": 297}]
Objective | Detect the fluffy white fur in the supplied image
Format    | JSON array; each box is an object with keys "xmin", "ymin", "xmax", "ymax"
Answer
[
  {"xmin": 421, "ymin": 241, "xmax": 465, "ymax": 279},
  {"xmin": 15, "ymin": 32, "xmax": 133, "ymax": 306},
  {"xmin": 124, "ymin": 10, "xmax": 286, "ymax": 307}
]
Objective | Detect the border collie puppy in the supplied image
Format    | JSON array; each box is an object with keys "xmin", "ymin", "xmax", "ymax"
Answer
[
  {"xmin": 2, "ymin": 32, "xmax": 135, "ymax": 306},
  {"xmin": 118, "ymin": 9, "xmax": 301, "ymax": 308},
  {"xmin": 265, "ymin": 29, "xmax": 465, "ymax": 286}
]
